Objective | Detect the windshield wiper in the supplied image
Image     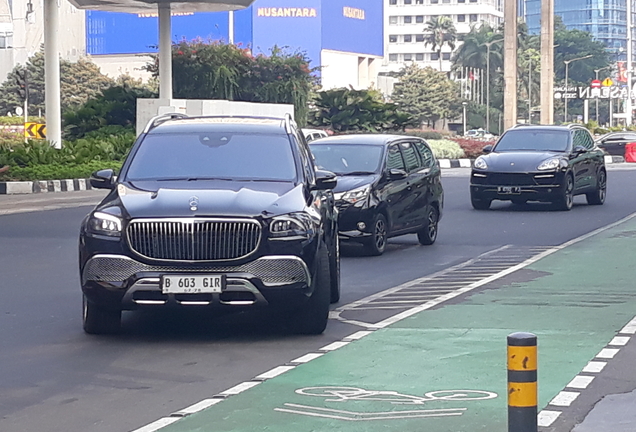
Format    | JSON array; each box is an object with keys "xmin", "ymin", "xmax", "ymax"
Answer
[
  {"xmin": 155, "ymin": 177, "xmax": 234, "ymax": 182},
  {"xmin": 338, "ymin": 171, "xmax": 377, "ymax": 176}
]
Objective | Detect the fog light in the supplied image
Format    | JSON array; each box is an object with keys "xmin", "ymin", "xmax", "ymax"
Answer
[{"xmin": 357, "ymin": 222, "xmax": 366, "ymax": 230}]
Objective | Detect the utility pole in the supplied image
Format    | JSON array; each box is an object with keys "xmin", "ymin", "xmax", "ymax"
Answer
[
  {"xmin": 626, "ymin": 0, "xmax": 633, "ymax": 125},
  {"xmin": 540, "ymin": 0, "xmax": 554, "ymax": 124},
  {"xmin": 503, "ymin": 0, "xmax": 518, "ymax": 130}
]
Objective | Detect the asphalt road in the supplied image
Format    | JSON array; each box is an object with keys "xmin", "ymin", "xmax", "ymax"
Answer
[{"xmin": 1, "ymin": 165, "xmax": 636, "ymax": 432}]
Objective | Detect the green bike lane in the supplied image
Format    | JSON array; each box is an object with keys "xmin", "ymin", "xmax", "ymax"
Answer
[{"xmin": 156, "ymin": 215, "xmax": 636, "ymax": 432}]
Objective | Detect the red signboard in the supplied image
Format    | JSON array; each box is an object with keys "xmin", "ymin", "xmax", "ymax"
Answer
[{"xmin": 591, "ymin": 79, "xmax": 601, "ymax": 89}]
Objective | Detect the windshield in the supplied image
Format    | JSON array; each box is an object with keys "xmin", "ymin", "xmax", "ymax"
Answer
[
  {"xmin": 310, "ymin": 144, "xmax": 383, "ymax": 175},
  {"xmin": 494, "ymin": 130, "xmax": 570, "ymax": 152},
  {"xmin": 125, "ymin": 132, "xmax": 297, "ymax": 182}
]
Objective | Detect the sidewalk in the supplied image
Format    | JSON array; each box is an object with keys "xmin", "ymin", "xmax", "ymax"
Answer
[{"xmin": 140, "ymin": 214, "xmax": 636, "ymax": 432}]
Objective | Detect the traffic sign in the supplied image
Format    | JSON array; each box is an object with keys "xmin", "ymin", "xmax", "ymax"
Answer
[
  {"xmin": 24, "ymin": 122, "xmax": 46, "ymax": 139},
  {"xmin": 15, "ymin": 106, "xmax": 23, "ymax": 116},
  {"xmin": 591, "ymin": 79, "xmax": 601, "ymax": 89},
  {"xmin": 602, "ymin": 78, "xmax": 614, "ymax": 87}
]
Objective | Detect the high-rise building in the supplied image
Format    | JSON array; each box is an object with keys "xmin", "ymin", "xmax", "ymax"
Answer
[
  {"xmin": 525, "ymin": 0, "xmax": 636, "ymax": 61},
  {"xmin": 382, "ymin": 0, "xmax": 503, "ymax": 74}
]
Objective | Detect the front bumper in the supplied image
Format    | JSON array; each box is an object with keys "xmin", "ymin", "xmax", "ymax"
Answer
[
  {"xmin": 335, "ymin": 200, "xmax": 375, "ymax": 242},
  {"xmin": 81, "ymin": 254, "xmax": 312, "ymax": 310},
  {"xmin": 470, "ymin": 170, "xmax": 565, "ymax": 202}
]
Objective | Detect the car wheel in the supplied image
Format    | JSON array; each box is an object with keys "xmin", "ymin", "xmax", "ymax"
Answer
[
  {"xmin": 417, "ymin": 205, "xmax": 439, "ymax": 246},
  {"xmin": 364, "ymin": 213, "xmax": 387, "ymax": 256},
  {"xmin": 292, "ymin": 246, "xmax": 330, "ymax": 335},
  {"xmin": 586, "ymin": 169, "xmax": 607, "ymax": 205},
  {"xmin": 471, "ymin": 194, "xmax": 491, "ymax": 210},
  {"xmin": 556, "ymin": 174, "xmax": 574, "ymax": 211},
  {"xmin": 329, "ymin": 237, "xmax": 341, "ymax": 304},
  {"xmin": 82, "ymin": 294, "xmax": 121, "ymax": 335}
]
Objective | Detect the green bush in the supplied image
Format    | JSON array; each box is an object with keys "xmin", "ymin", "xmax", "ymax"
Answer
[
  {"xmin": 405, "ymin": 130, "xmax": 444, "ymax": 140},
  {"xmin": 0, "ymin": 116, "xmax": 46, "ymax": 125},
  {"xmin": 0, "ymin": 160, "xmax": 122, "ymax": 181},
  {"xmin": 428, "ymin": 139, "xmax": 466, "ymax": 159}
]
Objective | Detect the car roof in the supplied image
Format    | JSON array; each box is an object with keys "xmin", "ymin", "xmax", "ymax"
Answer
[
  {"xmin": 146, "ymin": 115, "xmax": 290, "ymax": 135},
  {"xmin": 509, "ymin": 124, "xmax": 583, "ymax": 133},
  {"xmin": 308, "ymin": 134, "xmax": 416, "ymax": 146}
]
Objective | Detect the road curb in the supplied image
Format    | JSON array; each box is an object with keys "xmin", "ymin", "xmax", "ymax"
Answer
[
  {"xmin": 0, "ymin": 156, "xmax": 628, "ymax": 195},
  {"xmin": 0, "ymin": 178, "xmax": 93, "ymax": 195}
]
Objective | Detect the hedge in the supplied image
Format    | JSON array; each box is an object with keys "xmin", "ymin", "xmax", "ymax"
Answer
[{"xmin": 0, "ymin": 160, "xmax": 122, "ymax": 182}]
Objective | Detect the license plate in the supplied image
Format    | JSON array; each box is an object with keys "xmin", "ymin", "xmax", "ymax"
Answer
[
  {"xmin": 161, "ymin": 275, "xmax": 225, "ymax": 294},
  {"xmin": 498, "ymin": 186, "xmax": 521, "ymax": 194}
]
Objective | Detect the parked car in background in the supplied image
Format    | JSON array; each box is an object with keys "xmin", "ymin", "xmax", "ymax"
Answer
[
  {"xmin": 80, "ymin": 114, "xmax": 339, "ymax": 335},
  {"xmin": 310, "ymin": 135, "xmax": 444, "ymax": 256},
  {"xmin": 595, "ymin": 131, "xmax": 636, "ymax": 156},
  {"xmin": 302, "ymin": 128, "xmax": 329, "ymax": 142},
  {"xmin": 470, "ymin": 124, "xmax": 606, "ymax": 211},
  {"xmin": 465, "ymin": 128, "xmax": 495, "ymax": 140}
]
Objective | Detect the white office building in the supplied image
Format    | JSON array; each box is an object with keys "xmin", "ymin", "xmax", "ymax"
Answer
[{"xmin": 382, "ymin": 0, "xmax": 503, "ymax": 74}]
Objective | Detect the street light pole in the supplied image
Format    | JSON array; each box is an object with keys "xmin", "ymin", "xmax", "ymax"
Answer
[
  {"xmin": 594, "ymin": 66, "xmax": 610, "ymax": 122},
  {"xmin": 564, "ymin": 54, "xmax": 593, "ymax": 123},
  {"xmin": 528, "ymin": 55, "xmax": 532, "ymax": 123},
  {"xmin": 485, "ymin": 41, "xmax": 494, "ymax": 132},
  {"xmin": 462, "ymin": 102, "xmax": 468, "ymax": 135}
]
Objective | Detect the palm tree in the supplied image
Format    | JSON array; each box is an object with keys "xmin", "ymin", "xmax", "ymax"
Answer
[
  {"xmin": 451, "ymin": 25, "xmax": 502, "ymax": 72},
  {"xmin": 423, "ymin": 16, "xmax": 457, "ymax": 72}
]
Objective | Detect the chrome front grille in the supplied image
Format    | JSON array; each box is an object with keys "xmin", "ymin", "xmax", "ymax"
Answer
[{"xmin": 127, "ymin": 218, "xmax": 261, "ymax": 261}]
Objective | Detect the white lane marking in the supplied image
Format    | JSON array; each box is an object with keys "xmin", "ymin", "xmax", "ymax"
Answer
[
  {"xmin": 343, "ymin": 330, "xmax": 373, "ymax": 341},
  {"xmin": 609, "ymin": 336, "xmax": 630, "ymax": 346},
  {"xmin": 582, "ymin": 361, "xmax": 607, "ymax": 373},
  {"xmin": 291, "ymin": 353, "xmax": 325, "ymax": 364},
  {"xmin": 220, "ymin": 381, "xmax": 261, "ymax": 396},
  {"xmin": 566, "ymin": 375, "xmax": 595, "ymax": 389},
  {"xmin": 255, "ymin": 366, "xmax": 296, "ymax": 380},
  {"xmin": 596, "ymin": 348, "xmax": 620, "ymax": 359},
  {"xmin": 538, "ymin": 410, "xmax": 562, "ymax": 427},
  {"xmin": 319, "ymin": 341, "xmax": 351, "ymax": 352},
  {"xmin": 130, "ymin": 417, "xmax": 181, "ymax": 432},
  {"xmin": 620, "ymin": 315, "xmax": 636, "ymax": 334},
  {"xmin": 274, "ymin": 403, "xmax": 466, "ymax": 421},
  {"xmin": 550, "ymin": 391, "xmax": 580, "ymax": 407},
  {"xmin": 172, "ymin": 399, "xmax": 223, "ymax": 416}
]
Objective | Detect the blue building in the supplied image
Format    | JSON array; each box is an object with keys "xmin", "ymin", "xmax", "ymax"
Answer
[
  {"xmin": 85, "ymin": 0, "xmax": 383, "ymax": 90},
  {"xmin": 525, "ymin": 0, "xmax": 632, "ymax": 59}
]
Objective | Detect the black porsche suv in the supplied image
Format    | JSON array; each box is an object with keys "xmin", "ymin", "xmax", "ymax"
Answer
[
  {"xmin": 470, "ymin": 124, "xmax": 607, "ymax": 210},
  {"xmin": 79, "ymin": 114, "xmax": 339, "ymax": 335}
]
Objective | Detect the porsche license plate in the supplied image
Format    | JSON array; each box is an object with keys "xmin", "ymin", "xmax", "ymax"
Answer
[
  {"xmin": 161, "ymin": 275, "xmax": 225, "ymax": 294},
  {"xmin": 498, "ymin": 186, "xmax": 521, "ymax": 195}
]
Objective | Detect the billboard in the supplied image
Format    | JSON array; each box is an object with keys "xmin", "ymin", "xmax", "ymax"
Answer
[{"xmin": 321, "ymin": 0, "xmax": 383, "ymax": 57}]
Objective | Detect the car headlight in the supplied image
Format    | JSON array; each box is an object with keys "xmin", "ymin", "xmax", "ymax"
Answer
[
  {"xmin": 269, "ymin": 213, "xmax": 314, "ymax": 240},
  {"xmin": 338, "ymin": 185, "xmax": 370, "ymax": 205},
  {"xmin": 88, "ymin": 212, "xmax": 122, "ymax": 237},
  {"xmin": 474, "ymin": 156, "xmax": 488, "ymax": 170},
  {"xmin": 537, "ymin": 158, "xmax": 561, "ymax": 171}
]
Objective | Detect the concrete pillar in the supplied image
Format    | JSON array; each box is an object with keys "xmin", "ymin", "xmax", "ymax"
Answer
[
  {"xmin": 626, "ymin": 0, "xmax": 633, "ymax": 125},
  {"xmin": 158, "ymin": 3, "xmax": 173, "ymax": 100},
  {"xmin": 540, "ymin": 0, "xmax": 554, "ymax": 125},
  {"xmin": 44, "ymin": 0, "xmax": 62, "ymax": 149},
  {"xmin": 503, "ymin": 0, "xmax": 518, "ymax": 130}
]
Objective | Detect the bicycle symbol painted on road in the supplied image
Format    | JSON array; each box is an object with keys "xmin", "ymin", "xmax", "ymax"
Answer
[{"xmin": 274, "ymin": 386, "xmax": 498, "ymax": 421}]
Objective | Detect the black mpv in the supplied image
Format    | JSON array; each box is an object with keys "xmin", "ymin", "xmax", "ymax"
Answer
[
  {"xmin": 310, "ymin": 135, "xmax": 444, "ymax": 256},
  {"xmin": 79, "ymin": 114, "xmax": 339, "ymax": 335}
]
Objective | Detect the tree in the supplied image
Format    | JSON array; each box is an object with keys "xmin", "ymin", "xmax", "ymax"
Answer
[
  {"xmin": 423, "ymin": 16, "xmax": 457, "ymax": 71},
  {"xmin": 0, "ymin": 50, "xmax": 115, "ymax": 116},
  {"xmin": 391, "ymin": 64, "xmax": 460, "ymax": 127},
  {"xmin": 452, "ymin": 25, "xmax": 502, "ymax": 72}
]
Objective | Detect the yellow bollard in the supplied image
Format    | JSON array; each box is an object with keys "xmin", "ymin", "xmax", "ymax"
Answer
[{"xmin": 508, "ymin": 332, "xmax": 537, "ymax": 432}]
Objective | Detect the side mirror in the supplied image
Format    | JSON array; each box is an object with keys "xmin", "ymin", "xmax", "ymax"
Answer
[
  {"xmin": 90, "ymin": 169, "xmax": 116, "ymax": 190},
  {"xmin": 573, "ymin": 145, "xmax": 587, "ymax": 155},
  {"xmin": 313, "ymin": 169, "xmax": 337, "ymax": 190},
  {"xmin": 388, "ymin": 168, "xmax": 408, "ymax": 180},
  {"xmin": 482, "ymin": 145, "xmax": 493, "ymax": 154}
]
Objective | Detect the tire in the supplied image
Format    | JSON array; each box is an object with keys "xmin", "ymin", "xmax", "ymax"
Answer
[
  {"xmin": 586, "ymin": 169, "xmax": 607, "ymax": 205},
  {"xmin": 83, "ymin": 294, "xmax": 121, "ymax": 335},
  {"xmin": 471, "ymin": 194, "xmax": 491, "ymax": 210},
  {"xmin": 363, "ymin": 213, "xmax": 388, "ymax": 256},
  {"xmin": 417, "ymin": 205, "xmax": 439, "ymax": 246},
  {"xmin": 329, "ymin": 237, "xmax": 341, "ymax": 304},
  {"xmin": 292, "ymin": 246, "xmax": 330, "ymax": 335},
  {"xmin": 555, "ymin": 174, "xmax": 574, "ymax": 211}
]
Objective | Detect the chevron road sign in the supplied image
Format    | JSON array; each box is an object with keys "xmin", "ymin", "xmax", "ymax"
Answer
[{"xmin": 24, "ymin": 123, "xmax": 47, "ymax": 139}]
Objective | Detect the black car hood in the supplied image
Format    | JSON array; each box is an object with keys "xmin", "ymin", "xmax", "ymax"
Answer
[
  {"xmin": 113, "ymin": 181, "xmax": 304, "ymax": 218},
  {"xmin": 333, "ymin": 175, "xmax": 379, "ymax": 193},
  {"xmin": 482, "ymin": 151, "xmax": 564, "ymax": 172}
]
